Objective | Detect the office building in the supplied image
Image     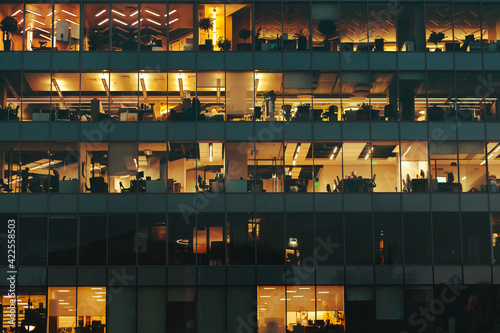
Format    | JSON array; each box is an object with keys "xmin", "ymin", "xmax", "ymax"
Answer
[{"xmin": 0, "ymin": 0, "xmax": 499, "ymax": 332}]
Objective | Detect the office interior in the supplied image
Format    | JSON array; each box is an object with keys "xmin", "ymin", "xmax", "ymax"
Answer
[
  {"xmin": 2, "ymin": 2, "xmax": 500, "ymax": 53},
  {"xmin": 1, "ymin": 140, "xmax": 499, "ymax": 194},
  {"xmin": 1, "ymin": 70, "xmax": 499, "ymax": 123}
]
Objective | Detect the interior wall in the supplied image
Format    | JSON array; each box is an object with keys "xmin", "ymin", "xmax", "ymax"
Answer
[{"xmin": 169, "ymin": 158, "xmax": 186, "ymax": 192}]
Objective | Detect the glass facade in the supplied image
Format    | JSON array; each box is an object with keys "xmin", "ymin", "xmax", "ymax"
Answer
[{"xmin": 1, "ymin": 1, "xmax": 500, "ymax": 333}]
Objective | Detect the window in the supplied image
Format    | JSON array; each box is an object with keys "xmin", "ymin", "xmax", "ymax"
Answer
[
  {"xmin": 313, "ymin": 141, "xmax": 342, "ymax": 193},
  {"xmin": 79, "ymin": 215, "xmax": 107, "ymax": 266},
  {"xmin": 138, "ymin": 214, "xmax": 166, "ymax": 265},
  {"xmin": 433, "ymin": 213, "xmax": 461, "ymax": 265},
  {"xmin": 429, "ymin": 141, "xmax": 459, "ymax": 192},
  {"xmin": 311, "ymin": 2, "xmax": 339, "ymax": 51},
  {"xmin": 256, "ymin": 213, "xmax": 285, "ymax": 265},
  {"xmin": 81, "ymin": 142, "xmax": 108, "ymax": 194},
  {"xmin": 54, "ymin": 3, "xmax": 81, "ymax": 51},
  {"xmin": 403, "ymin": 213, "xmax": 432, "ymax": 264},
  {"xmin": 111, "ymin": 4, "xmax": 139, "ymax": 51},
  {"xmin": 198, "ymin": 3, "xmax": 225, "ymax": 51},
  {"xmin": 226, "ymin": 71, "xmax": 254, "ymax": 121},
  {"xmin": 227, "ymin": 3, "xmax": 252, "ymax": 51},
  {"xmin": 286, "ymin": 213, "xmax": 314, "ymax": 265},
  {"xmin": 25, "ymin": 3, "xmax": 53, "ymax": 51},
  {"xmin": 48, "ymin": 215, "xmax": 77, "ymax": 266},
  {"xmin": 84, "ymin": 3, "xmax": 110, "ymax": 51},
  {"xmin": 257, "ymin": 286, "xmax": 344, "ymax": 332},
  {"xmin": 0, "ymin": 3, "xmax": 23, "ymax": 51},
  {"xmin": 285, "ymin": 142, "xmax": 313, "ymax": 192},
  {"xmin": 459, "ymin": 141, "xmax": 487, "ymax": 192},
  {"xmin": 374, "ymin": 213, "xmax": 402, "ymax": 265},
  {"xmin": 18, "ymin": 215, "xmax": 47, "ymax": 265},
  {"xmin": 167, "ymin": 3, "xmax": 193, "ymax": 51},
  {"xmin": 283, "ymin": 2, "xmax": 310, "ymax": 51},
  {"xmin": 401, "ymin": 141, "xmax": 429, "ymax": 192},
  {"xmin": 228, "ymin": 213, "xmax": 255, "ymax": 265},
  {"xmin": 345, "ymin": 213, "xmax": 373, "ymax": 265},
  {"xmin": 339, "ymin": 2, "xmax": 368, "ymax": 52},
  {"xmin": 108, "ymin": 214, "xmax": 136, "ymax": 265}
]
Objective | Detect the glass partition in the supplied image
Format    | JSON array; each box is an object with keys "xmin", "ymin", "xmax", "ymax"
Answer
[
  {"xmin": 283, "ymin": 2, "xmax": 310, "ymax": 52},
  {"xmin": 425, "ymin": 3, "xmax": 453, "ymax": 52},
  {"xmin": 139, "ymin": 3, "xmax": 167, "ymax": 51},
  {"xmin": 226, "ymin": 71, "xmax": 254, "ymax": 121},
  {"xmin": 339, "ymin": 2, "xmax": 368, "ymax": 52},
  {"xmin": 25, "ymin": 3, "xmax": 54, "ymax": 51},
  {"xmin": 285, "ymin": 141, "xmax": 313, "ymax": 192},
  {"xmin": 167, "ymin": 3, "xmax": 194, "ymax": 51},
  {"xmin": 228, "ymin": 3, "xmax": 252, "ymax": 51},
  {"xmin": 400, "ymin": 141, "xmax": 429, "ymax": 192},
  {"xmin": 54, "ymin": 2, "xmax": 81, "ymax": 51},
  {"xmin": 459, "ymin": 141, "xmax": 487, "ymax": 193},
  {"xmin": 429, "ymin": 141, "xmax": 460, "ymax": 192},
  {"xmin": 111, "ymin": 3, "xmax": 139, "ymax": 51},
  {"xmin": 312, "ymin": 71, "xmax": 341, "ymax": 121},
  {"xmin": 311, "ymin": 2, "xmax": 339, "ymax": 51},
  {"xmin": 84, "ymin": 3, "xmax": 110, "ymax": 51}
]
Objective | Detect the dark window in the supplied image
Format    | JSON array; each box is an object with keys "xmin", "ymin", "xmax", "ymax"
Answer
[
  {"xmin": 138, "ymin": 214, "xmax": 166, "ymax": 265},
  {"xmin": 345, "ymin": 213, "xmax": 373, "ymax": 264},
  {"xmin": 19, "ymin": 215, "xmax": 47, "ymax": 266},
  {"xmin": 404, "ymin": 213, "xmax": 432, "ymax": 264},
  {"xmin": 48, "ymin": 215, "xmax": 77, "ymax": 265},
  {"xmin": 256, "ymin": 213, "xmax": 285, "ymax": 265},
  {"xmin": 108, "ymin": 214, "xmax": 136, "ymax": 265},
  {"xmin": 315, "ymin": 212, "xmax": 344, "ymax": 265},
  {"xmin": 228, "ymin": 213, "xmax": 255, "ymax": 265},
  {"xmin": 374, "ymin": 213, "xmax": 402, "ymax": 265},
  {"xmin": 433, "ymin": 213, "xmax": 461, "ymax": 265},
  {"xmin": 79, "ymin": 215, "xmax": 107, "ymax": 266}
]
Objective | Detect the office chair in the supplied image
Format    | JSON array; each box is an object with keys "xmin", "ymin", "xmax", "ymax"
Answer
[
  {"xmin": 326, "ymin": 184, "xmax": 332, "ymax": 192},
  {"xmin": 120, "ymin": 181, "xmax": 131, "ymax": 193},
  {"xmin": 0, "ymin": 179, "xmax": 12, "ymax": 193},
  {"xmin": 369, "ymin": 174, "xmax": 377, "ymax": 188},
  {"xmin": 197, "ymin": 175, "xmax": 210, "ymax": 192}
]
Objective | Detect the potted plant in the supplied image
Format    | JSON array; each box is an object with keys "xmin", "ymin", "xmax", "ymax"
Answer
[
  {"xmin": 0, "ymin": 16, "xmax": 19, "ymax": 51},
  {"xmin": 87, "ymin": 29, "xmax": 104, "ymax": 51},
  {"xmin": 217, "ymin": 37, "xmax": 231, "ymax": 51},
  {"xmin": 237, "ymin": 28, "xmax": 252, "ymax": 51},
  {"xmin": 427, "ymin": 31, "xmax": 445, "ymax": 52},
  {"xmin": 317, "ymin": 20, "xmax": 336, "ymax": 51},
  {"xmin": 199, "ymin": 17, "xmax": 213, "ymax": 50},
  {"xmin": 294, "ymin": 31, "xmax": 308, "ymax": 51}
]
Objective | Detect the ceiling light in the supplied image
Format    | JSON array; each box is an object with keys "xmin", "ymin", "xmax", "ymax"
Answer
[
  {"xmin": 66, "ymin": 19, "xmax": 79, "ymax": 26},
  {"xmin": 26, "ymin": 9, "xmax": 42, "ymax": 17},
  {"xmin": 39, "ymin": 34, "xmax": 51, "ymax": 41},
  {"xmin": 263, "ymin": 287, "xmax": 275, "ymax": 290},
  {"xmin": 168, "ymin": 18, "xmax": 179, "ymax": 25},
  {"xmin": 403, "ymin": 146, "xmax": 411, "ymax": 157},
  {"xmin": 12, "ymin": 9, "xmax": 22, "ymax": 16},
  {"xmin": 98, "ymin": 18, "xmax": 109, "ymax": 26},
  {"xmin": 31, "ymin": 18, "xmax": 45, "ymax": 26},
  {"xmin": 130, "ymin": 10, "xmax": 138, "ymax": 17},
  {"xmin": 140, "ymin": 78, "xmax": 148, "ymax": 103},
  {"xmin": 95, "ymin": 10, "xmax": 106, "ymax": 17},
  {"xmin": 209, "ymin": 143, "xmax": 213, "ymax": 162},
  {"xmin": 167, "ymin": 9, "xmax": 177, "ymax": 16},
  {"xmin": 146, "ymin": 18, "xmax": 161, "ymax": 26},
  {"xmin": 112, "ymin": 9, "xmax": 126, "ymax": 17},
  {"xmin": 131, "ymin": 19, "xmax": 143, "ymax": 26},
  {"xmin": 58, "ymin": 290, "xmax": 71, "ymax": 293},
  {"xmin": 34, "ymin": 27, "xmax": 50, "ymax": 34},
  {"xmin": 145, "ymin": 10, "xmax": 160, "ymax": 17},
  {"xmin": 18, "ymin": 19, "xmax": 23, "ymax": 24},
  {"xmin": 61, "ymin": 9, "xmax": 77, "ymax": 17},
  {"xmin": 113, "ymin": 18, "xmax": 128, "ymax": 26}
]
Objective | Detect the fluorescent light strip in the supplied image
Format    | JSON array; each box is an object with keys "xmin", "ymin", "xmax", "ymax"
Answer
[
  {"xmin": 145, "ymin": 9, "xmax": 160, "ymax": 17},
  {"xmin": 18, "ymin": 19, "xmax": 23, "ymax": 24},
  {"xmin": 95, "ymin": 10, "xmax": 106, "ymax": 18},
  {"xmin": 113, "ymin": 18, "xmax": 128, "ymax": 26},
  {"xmin": 98, "ymin": 18, "xmax": 109, "ymax": 26},
  {"xmin": 168, "ymin": 18, "xmax": 179, "ymax": 25},
  {"xmin": 131, "ymin": 19, "xmax": 143, "ymax": 26},
  {"xmin": 66, "ymin": 19, "xmax": 79, "ymax": 25},
  {"xmin": 39, "ymin": 34, "xmax": 52, "ymax": 41},
  {"xmin": 12, "ymin": 9, "xmax": 22, "ymax": 16},
  {"xmin": 61, "ymin": 9, "xmax": 77, "ymax": 17},
  {"xmin": 26, "ymin": 9, "xmax": 42, "ymax": 17},
  {"xmin": 130, "ymin": 10, "xmax": 139, "ymax": 17},
  {"xmin": 168, "ymin": 9, "xmax": 177, "ymax": 15},
  {"xmin": 112, "ymin": 9, "xmax": 126, "ymax": 17},
  {"xmin": 35, "ymin": 27, "xmax": 50, "ymax": 34},
  {"xmin": 146, "ymin": 18, "xmax": 161, "ymax": 26},
  {"xmin": 47, "ymin": 10, "xmax": 56, "ymax": 17},
  {"xmin": 31, "ymin": 18, "xmax": 46, "ymax": 26}
]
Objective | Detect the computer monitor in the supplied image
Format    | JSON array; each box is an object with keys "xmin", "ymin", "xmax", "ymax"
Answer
[{"xmin": 437, "ymin": 176, "xmax": 446, "ymax": 183}]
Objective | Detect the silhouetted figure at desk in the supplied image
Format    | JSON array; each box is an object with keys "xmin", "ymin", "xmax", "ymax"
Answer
[
  {"xmin": 197, "ymin": 175, "xmax": 210, "ymax": 192},
  {"xmin": 21, "ymin": 167, "xmax": 29, "ymax": 192}
]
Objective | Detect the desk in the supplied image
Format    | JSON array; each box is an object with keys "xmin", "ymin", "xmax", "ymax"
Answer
[
  {"xmin": 411, "ymin": 179, "xmax": 428, "ymax": 192},
  {"xmin": 146, "ymin": 180, "xmax": 165, "ymax": 193},
  {"xmin": 342, "ymin": 178, "xmax": 372, "ymax": 193},
  {"xmin": 59, "ymin": 180, "xmax": 79, "ymax": 193}
]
